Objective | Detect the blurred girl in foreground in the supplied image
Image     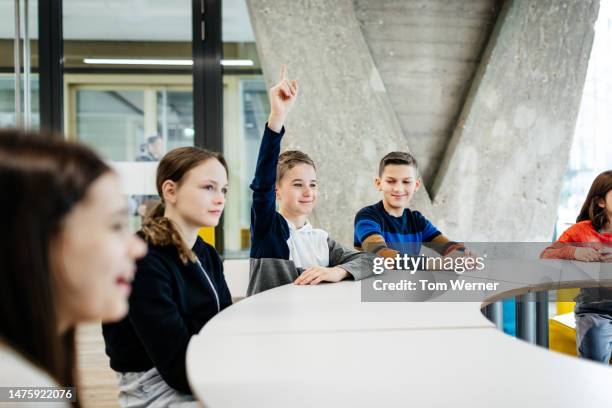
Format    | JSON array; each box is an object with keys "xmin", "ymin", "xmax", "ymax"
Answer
[{"xmin": 0, "ymin": 129, "xmax": 146, "ymax": 405}]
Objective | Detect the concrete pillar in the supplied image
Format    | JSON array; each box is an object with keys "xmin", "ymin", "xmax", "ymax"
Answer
[
  {"xmin": 432, "ymin": 0, "xmax": 599, "ymax": 241},
  {"xmin": 247, "ymin": 0, "xmax": 599, "ymax": 245},
  {"xmin": 354, "ymin": 0, "xmax": 500, "ymax": 187}
]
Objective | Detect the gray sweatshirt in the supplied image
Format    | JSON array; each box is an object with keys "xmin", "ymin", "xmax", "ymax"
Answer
[{"xmin": 248, "ymin": 237, "xmax": 375, "ymax": 296}]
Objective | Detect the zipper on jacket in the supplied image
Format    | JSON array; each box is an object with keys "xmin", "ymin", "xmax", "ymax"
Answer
[{"xmin": 195, "ymin": 259, "xmax": 221, "ymax": 313}]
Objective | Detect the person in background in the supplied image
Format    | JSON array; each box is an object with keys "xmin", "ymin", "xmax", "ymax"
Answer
[
  {"xmin": 134, "ymin": 135, "xmax": 165, "ymax": 218},
  {"xmin": 0, "ymin": 129, "xmax": 146, "ymax": 406},
  {"xmin": 541, "ymin": 170, "xmax": 612, "ymax": 364},
  {"xmin": 103, "ymin": 146, "xmax": 232, "ymax": 407},
  {"xmin": 136, "ymin": 135, "xmax": 164, "ymax": 162}
]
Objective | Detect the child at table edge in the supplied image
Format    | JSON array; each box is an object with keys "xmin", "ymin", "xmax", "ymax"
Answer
[{"xmin": 540, "ymin": 170, "xmax": 612, "ymax": 364}]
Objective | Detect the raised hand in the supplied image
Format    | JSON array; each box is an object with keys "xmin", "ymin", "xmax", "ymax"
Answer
[{"xmin": 267, "ymin": 64, "xmax": 299, "ymax": 133}]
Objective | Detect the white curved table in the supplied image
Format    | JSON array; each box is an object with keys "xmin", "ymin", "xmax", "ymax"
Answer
[{"xmin": 187, "ymin": 260, "xmax": 612, "ymax": 407}]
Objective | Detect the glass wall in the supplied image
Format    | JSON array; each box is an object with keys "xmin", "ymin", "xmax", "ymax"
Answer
[
  {"xmin": 1, "ymin": 0, "xmax": 267, "ymax": 256},
  {"xmin": 68, "ymin": 84, "xmax": 194, "ymax": 161},
  {"xmin": 222, "ymin": 0, "xmax": 268, "ymax": 257},
  {"xmin": 75, "ymin": 89, "xmax": 145, "ymax": 160},
  {"xmin": 158, "ymin": 90, "xmax": 194, "ymax": 151},
  {"xmin": 0, "ymin": 0, "xmax": 39, "ymax": 128},
  {"xmin": 0, "ymin": 76, "xmax": 40, "ymax": 128},
  {"xmin": 62, "ymin": 0, "xmax": 193, "ymax": 232},
  {"xmin": 61, "ymin": 0, "xmax": 267, "ymax": 255},
  {"xmin": 556, "ymin": 0, "xmax": 612, "ymax": 237}
]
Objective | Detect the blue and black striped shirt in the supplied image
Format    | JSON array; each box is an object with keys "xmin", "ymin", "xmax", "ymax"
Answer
[{"xmin": 354, "ymin": 201, "xmax": 441, "ymax": 255}]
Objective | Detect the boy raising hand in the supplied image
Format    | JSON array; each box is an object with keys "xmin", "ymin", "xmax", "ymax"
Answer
[{"xmin": 247, "ymin": 65, "xmax": 374, "ymax": 295}]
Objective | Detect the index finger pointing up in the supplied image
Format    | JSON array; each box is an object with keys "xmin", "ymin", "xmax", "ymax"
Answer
[{"xmin": 279, "ymin": 64, "xmax": 287, "ymax": 82}]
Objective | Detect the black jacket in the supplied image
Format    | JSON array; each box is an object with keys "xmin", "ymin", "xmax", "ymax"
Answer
[
  {"xmin": 249, "ymin": 125, "xmax": 291, "ymax": 260},
  {"xmin": 102, "ymin": 235, "xmax": 232, "ymax": 394}
]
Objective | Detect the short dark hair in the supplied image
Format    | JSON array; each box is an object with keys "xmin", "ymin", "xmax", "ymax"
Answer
[
  {"xmin": 277, "ymin": 150, "xmax": 316, "ymax": 183},
  {"xmin": 146, "ymin": 135, "xmax": 161, "ymax": 145},
  {"xmin": 378, "ymin": 151, "xmax": 418, "ymax": 176}
]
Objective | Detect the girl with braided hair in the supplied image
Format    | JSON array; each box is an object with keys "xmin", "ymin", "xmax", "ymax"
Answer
[{"xmin": 103, "ymin": 146, "xmax": 232, "ymax": 407}]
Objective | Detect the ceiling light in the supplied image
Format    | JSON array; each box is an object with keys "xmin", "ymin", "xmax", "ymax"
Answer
[
  {"xmin": 83, "ymin": 58, "xmax": 254, "ymax": 67},
  {"xmin": 83, "ymin": 58, "xmax": 192, "ymax": 66},
  {"xmin": 221, "ymin": 59, "xmax": 254, "ymax": 66}
]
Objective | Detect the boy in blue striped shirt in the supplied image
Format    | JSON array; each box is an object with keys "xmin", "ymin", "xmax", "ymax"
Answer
[{"xmin": 354, "ymin": 152, "xmax": 465, "ymax": 259}]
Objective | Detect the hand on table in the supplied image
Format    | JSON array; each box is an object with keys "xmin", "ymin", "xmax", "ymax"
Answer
[
  {"xmin": 294, "ymin": 266, "xmax": 349, "ymax": 285},
  {"xmin": 447, "ymin": 248, "xmax": 479, "ymax": 261},
  {"xmin": 598, "ymin": 247, "xmax": 612, "ymax": 262},
  {"xmin": 574, "ymin": 247, "xmax": 602, "ymax": 262}
]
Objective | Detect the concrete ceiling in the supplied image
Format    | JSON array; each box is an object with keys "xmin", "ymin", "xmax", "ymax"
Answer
[{"xmin": 0, "ymin": 0, "xmax": 255, "ymax": 42}]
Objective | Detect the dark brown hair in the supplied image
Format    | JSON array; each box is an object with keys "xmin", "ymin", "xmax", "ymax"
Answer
[
  {"xmin": 142, "ymin": 146, "xmax": 228, "ymax": 263},
  {"xmin": 0, "ymin": 129, "xmax": 111, "ymax": 401},
  {"xmin": 378, "ymin": 151, "xmax": 418, "ymax": 177},
  {"xmin": 277, "ymin": 150, "xmax": 316, "ymax": 183},
  {"xmin": 577, "ymin": 170, "xmax": 612, "ymax": 231}
]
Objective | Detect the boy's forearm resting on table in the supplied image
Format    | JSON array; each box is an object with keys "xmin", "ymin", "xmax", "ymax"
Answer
[
  {"xmin": 361, "ymin": 234, "xmax": 465, "ymax": 258},
  {"xmin": 329, "ymin": 238, "xmax": 375, "ymax": 280},
  {"xmin": 362, "ymin": 234, "xmax": 399, "ymax": 258},
  {"xmin": 294, "ymin": 266, "xmax": 349, "ymax": 285},
  {"xmin": 425, "ymin": 235, "xmax": 466, "ymax": 256}
]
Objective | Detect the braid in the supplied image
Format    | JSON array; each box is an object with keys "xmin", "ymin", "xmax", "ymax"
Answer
[{"xmin": 141, "ymin": 202, "xmax": 196, "ymax": 264}]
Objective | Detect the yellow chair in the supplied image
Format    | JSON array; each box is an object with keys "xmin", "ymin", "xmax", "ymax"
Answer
[
  {"xmin": 549, "ymin": 312, "xmax": 577, "ymax": 357},
  {"xmin": 198, "ymin": 226, "xmax": 215, "ymax": 246},
  {"xmin": 549, "ymin": 288, "xmax": 579, "ymax": 357}
]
